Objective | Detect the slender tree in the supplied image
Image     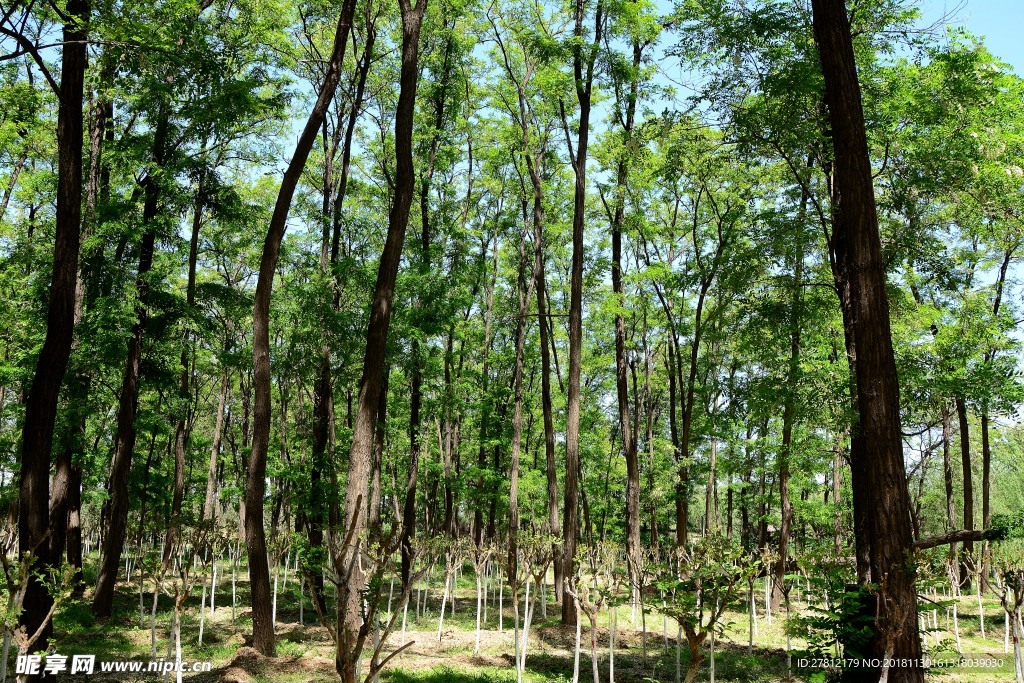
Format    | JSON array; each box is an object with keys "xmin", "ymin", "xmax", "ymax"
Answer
[{"xmin": 248, "ymin": 0, "xmax": 360, "ymax": 654}]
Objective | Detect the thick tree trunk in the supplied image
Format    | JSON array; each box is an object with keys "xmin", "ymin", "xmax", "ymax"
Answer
[
  {"xmin": 249, "ymin": 0, "xmax": 358, "ymax": 654},
  {"xmin": 336, "ymin": 0, "xmax": 425, "ymax": 677},
  {"xmin": 811, "ymin": 1, "xmax": 922, "ymax": 679},
  {"xmin": 401, "ymin": 19, "xmax": 450, "ymax": 576},
  {"xmin": 54, "ymin": 63, "xmax": 113, "ymax": 596},
  {"xmin": 19, "ymin": 0, "xmax": 89, "ymax": 647}
]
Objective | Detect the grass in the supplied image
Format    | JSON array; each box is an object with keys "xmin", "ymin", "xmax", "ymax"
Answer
[{"xmin": 22, "ymin": 552, "xmax": 1022, "ymax": 682}]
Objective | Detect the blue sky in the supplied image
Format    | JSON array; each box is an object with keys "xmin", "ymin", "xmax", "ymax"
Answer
[{"xmin": 920, "ymin": 0, "xmax": 1024, "ymax": 71}]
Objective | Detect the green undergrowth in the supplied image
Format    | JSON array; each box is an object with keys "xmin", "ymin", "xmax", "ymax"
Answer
[{"xmin": 10, "ymin": 553, "xmax": 1017, "ymax": 682}]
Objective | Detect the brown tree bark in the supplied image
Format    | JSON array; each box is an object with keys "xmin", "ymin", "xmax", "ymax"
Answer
[
  {"xmin": 368, "ymin": 368, "xmax": 388, "ymax": 541},
  {"xmin": 810, "ymin": 1, "xmax": 922, "ymax": 679},
  {"xmin": 941, "ymin": 402, "xmax": 959, "ymax": 580},
  {"xmin": 335, "ymin": 0, "xmax": 425, "ymax": 677},
  {"xmin": 979, "ymin": 246, "xmax": 1012, "ymax": 588},
  {"xmin": 666, "ymin": 338, "xmax": 688, "ymax": 546},
  {"xmin": 508, "ymin": 242, "xmax": 538, "ymax": 589},
  {"xmin": 956, "ymin": 395, "xmax": 974, "ymax": 587},
  {"xmin": 561, "ymin": 0, "xmax": 603, "ymax": 627},
  {"xmin": 493, "ymin": 22, "xmax": 562, "ymax": 599},
  {"xmin": 16, "ymin": 0, "xmax": 89, "ymax": 649},
  {"xmin": 610, "ymin": 39, "xmax": 643, "ymax": 596},
  {"xmin": 249, "ymin": 0, "xmax": 359, "ymax": 654},
  {"xmin": 473, "ymin": 232, "xmax": 498, "ymax": 551},
  {"xmin": 55, "ymin": 66, "xmax": 115, "ymax": 579},
  {"xmin": 534, "ymin": 202, "xmax": 562, "ymax": 601},
  {"xmin": 913, "ymin": 529, "xmax": 988, "ymax": 551},
  {"xmin": 203, "ymin": 368, "xmax": 228, "ymax": 522},
  {"xmin": 165, "ymin": 169, "xmax": 206, "ymax": 564},
  {"xmin": 771, "ymin": 181, "xmax": 806, "ymax": 611},
  {"xmin": 308, "ymin": 13, "xmax": 374, "ymax": 611},
  {"xmin": 93, "ymin": 110, "xmax": 166, "ymax": 619}
]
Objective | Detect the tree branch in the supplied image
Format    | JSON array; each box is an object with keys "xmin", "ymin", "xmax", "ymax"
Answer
[{"xmin": 913, "ymin": 529, "xmax": 991, "ymax": 551}]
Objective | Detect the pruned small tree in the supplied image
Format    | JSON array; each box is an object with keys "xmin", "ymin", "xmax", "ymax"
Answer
[
  {"xmin": 437, "ymin": 537, "xmax": 469, "ymax": 643},
  {"xmin": 158, "ymin": 524, "xmax": 212, "ymax": 683},
  {"xmin": 566, "ymin": 541, "xmax": 622, "ymax": 683},
  {"xmin": 993, "ymin": 531, "xmax": 1024, "ymax": 682},
  {"xmin": 657, "ymin": 534, "xmax": 762, "ymax": 683},
  {"xmin": 331, "ymin": 497, "xmax": 426, "ymax": 683},
  {"xmin": 515, "ymin": 532, "xmax": 557, "ymax": 679},
  {"xmin": 471, "ymin": 541, "xmax": 494, "ymax": 653},
  {"xmin": 0, "ymin": 524, "xmax": 75, "ymax": 683}
]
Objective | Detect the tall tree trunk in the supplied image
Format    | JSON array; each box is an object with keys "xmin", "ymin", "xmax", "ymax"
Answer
[
  {"xmin": 307, "ymin": 12, "xmax": 376, "ymax": 593},
  {"xmin": 308, "ymin": 16, "xmax": 375, "ymax": 610},
  {"xmin": 979, "ymin": 247, "xmax": 1011, "ymax": 588},
  {"xmin": 941, "ymin": 403, "xmax": 959, "ymax": 580},
  {"xmin": 508, "ymin": 242, "xmax": 537, "ymax": 589},
  {"xmin": 956, "ymin": 395, "xmax": 974, "ymax": 588},
  {"xmin": 528, "ymin": 144, "xmax": 561, "ymax": 603},
  {"xmin": 667, "ymin": 339, "xmax": 688, "ymax": 546},
  {"xmin": 474, "ymin": 233, "xmax": 499, "ymax": 551},
  {"xmin": 400, "ymin": 187, "xmax": 429, "ymax": 589},
  {"xmin": 249, "ymin": 0, "xmax": 359, "ymax": 654},
  {"xmin": 535, "ymin": 229, "xmax": 562, "ymax": 601},
  {"xmin": 678, "ymin": 281, "xmax": 711, "ymax": 545},
  {"xmin": 771, "ymin": 176, "xmax": 807, "ymax": 611},
  {"xmin": 54, "ymin": 63, "xmax": 115, "ymax": 593},
  {"xmin": 497, "ymin": 27, "xmax": 561, "ymax": 600},
  {"xmin": 561, "ymin": 0, "xmax": 603, "ymax": 627},
  {"xmin": 64, "ymin": 58, "xmax": 111, "ymax": 591},
  {"xmin": 166, "ymin": 170, "xmax": 206, "ymax": 564},
  {"xmin": 810, "ymin": 1, "xmax": 922, "ymax": 679},
  {"xmin": 610, "ymin": 39, "xmax": 642, "ymax": 595},
  {"xmin": 19, "ymin": 0, "xmax": 89, "ymax": 647},
  {"xmin": 203, "ymin": 368, "xmax": 228, "ymax": 522},
  {"xmin": 336, "ymin": 0, "xmax": 425, "ymax": 677},
  {"xmin": 93, "ymin": 110, "xmax": 166, "ymax": 619},
  {"xmin": 401, "ymin": 13, "xmax": 451, "ymax": 578}
]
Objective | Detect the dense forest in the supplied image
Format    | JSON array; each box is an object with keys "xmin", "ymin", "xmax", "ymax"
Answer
[{"xmin": 2, "ymin": 0, "xmax": 1024, "ymax": 681}]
